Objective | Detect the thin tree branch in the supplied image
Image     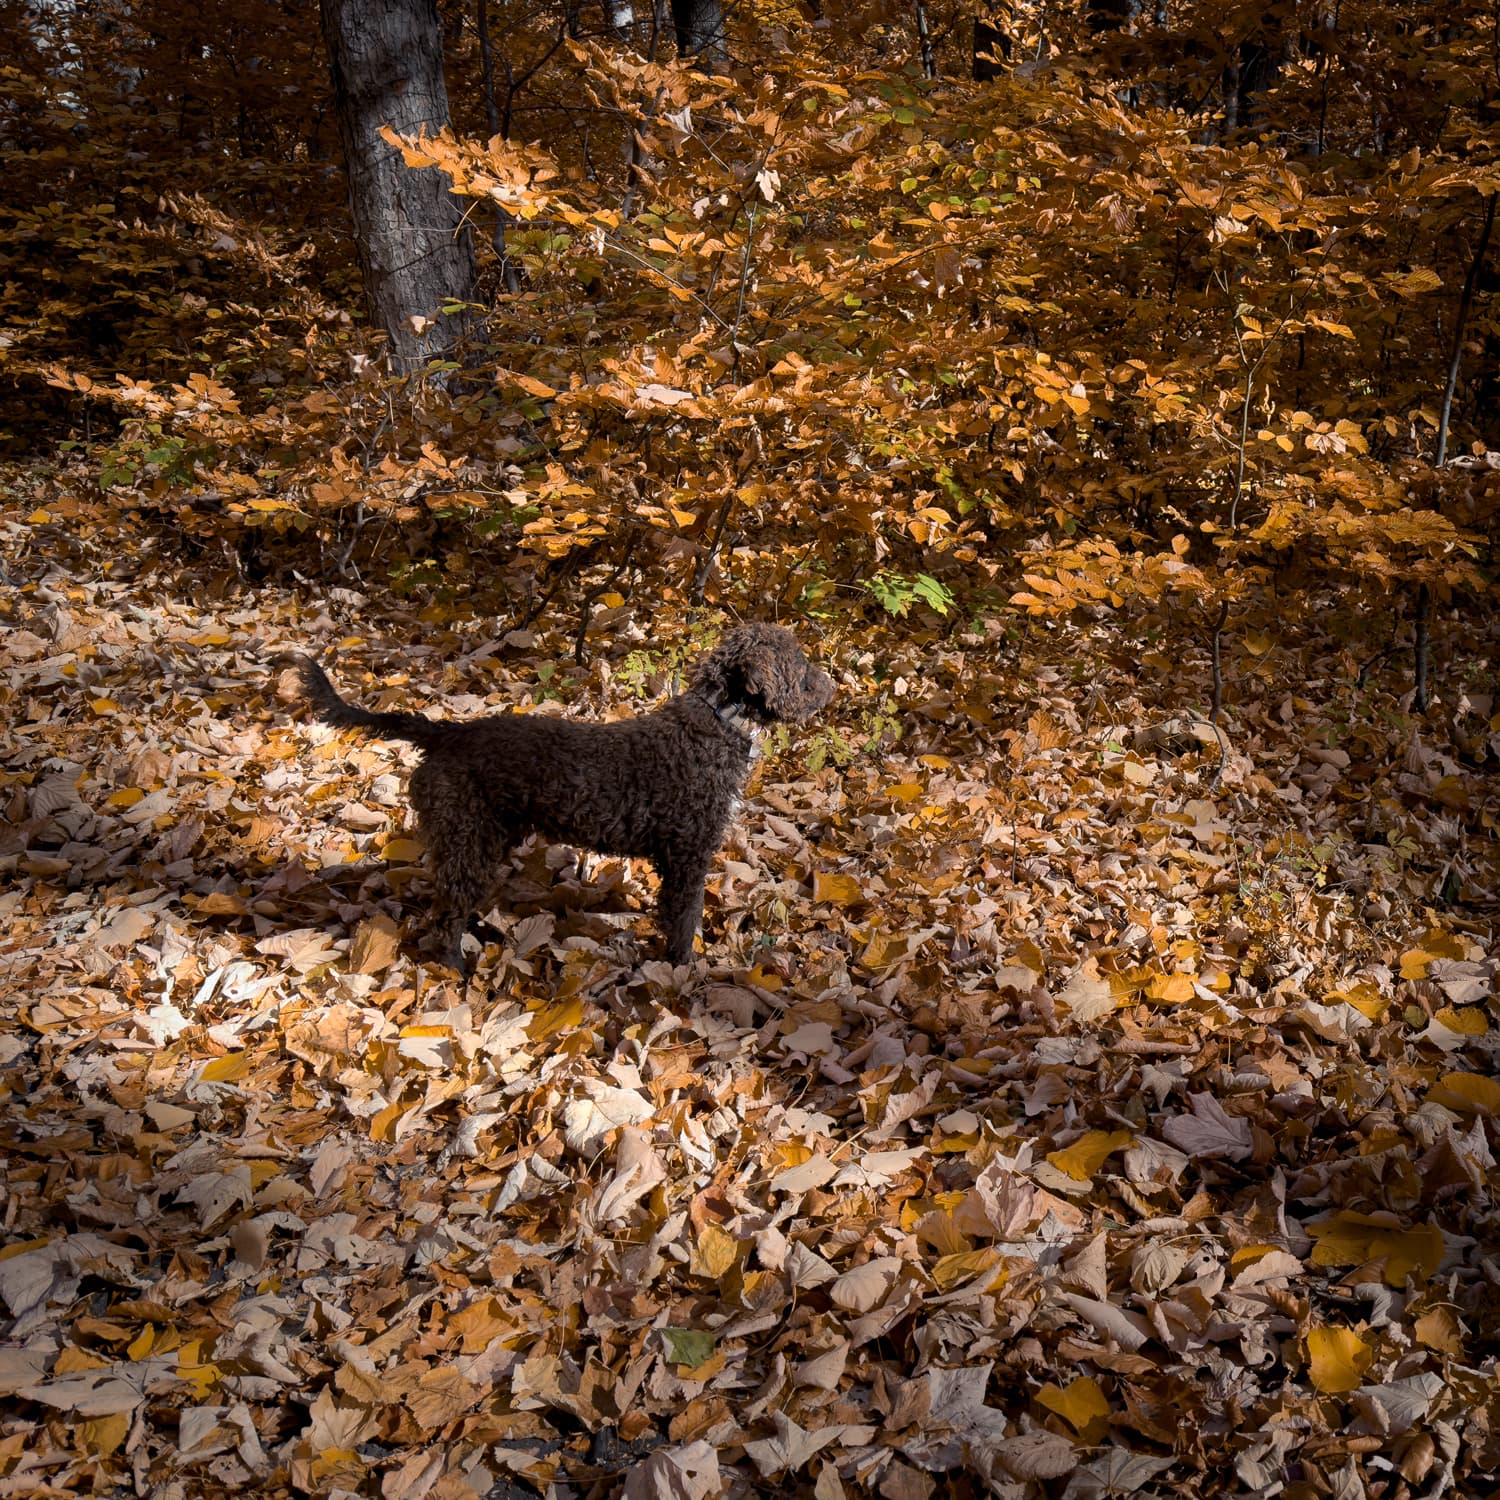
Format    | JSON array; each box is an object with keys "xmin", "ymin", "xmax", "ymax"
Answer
[
  {"xmin": 1436, "ymin": 192, "xmax": 1496, "ymax": 467},
  {"xmin": 1418, "ymin": 190, "xmax": 1495, "ymax": 710}
]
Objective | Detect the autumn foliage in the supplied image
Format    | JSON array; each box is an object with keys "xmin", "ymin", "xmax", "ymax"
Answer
[{"xmin": 1, "ymin": 0, "xmax": 1499, "ymax": 1496}]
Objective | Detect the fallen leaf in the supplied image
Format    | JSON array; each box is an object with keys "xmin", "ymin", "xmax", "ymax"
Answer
[{"xmin": 1307, "ymin": 1325, "xmax": 1373, "ymax": 1394}]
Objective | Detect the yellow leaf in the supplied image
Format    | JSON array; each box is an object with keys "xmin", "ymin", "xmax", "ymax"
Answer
[
  {"xmin": 1307, "ymin": 1211, "xmax": 1443, "ymax": 1286},
  {"xmin": 1229, "ymin": 1244, "xmax": 1279, "ymax": 1271},
  {"xmin": 886, "ymin": 782, "xmax": 925, "ymax": 803},
  {"xmin": 689, "ymin": 1224, "xmax": 742, "ymax": 1281},
  {"xmin": 669, "ymin": 507, "xmax": 698, "ymax": 527},
  {"xmin": 857, "ymin": 930, "xmax": 913, "ymax": 972},
  {"xmin": 194, "ymin": 890, "xmax": 246, "ymax": 916},
  {"xmin": 382, "ymin": 837, "xmax": 426, "ymax": 863},
  {"xmin": 77, "ymin": 1413, "xmax": 130, "ymax": 1457},
  {"xmin": 1046, "ymin": 1129, "xmax": 1134, "ymax": 1182},
  {"xmin": 177, "ymin": 1340, "xmax": 219, "ymax": 1399},
  {"xmin": 1421, "ymin": 929, "xmax": 1469, "ymax": 960},
  {"xmin": 1147, "ymin": 971, "xmax": 1196, "ymax": 1004},
  {"xmin": 200, "ymin": 1052, "xmax": 250, "ymax": 1083},
  {"xmin": 448, "ymin": 1296, "xmax": 520, "ymax": 1354},
  {"xmin": 1396, "ymin": 268, "xmax": 1442, "ymax": 295},
  {"xmin": 1433, "ymin": 1007, "xmax": 1488, "ymax": 1036},
  {"xmin": 127, "ymin": 1324, "xmax": 155, "ymax": 1360},
  {"xmin": 55, "ymin": 1347, "xmax": 110, "ymax": 1374},
  {"xmin": 918, "ymin": 754, "xmax": 951, "ymax": 769},
  {"xmin": 913, "ymin": 1209, "xmax": 969, "ymax": 1257},
  {"xmin": 1328, "ymin": 980, "xmax": 1388, "ymax": 1019},
  {"xmin": 814, "ymin": 871, "xmax": 864, "ymax": 905},
  {"xmin": 90, "ymin": 698, "xmax": 119, "ymax": 715},
  {"xmin": 1243, "ymin": 632, "xmax": 1273, "ymax": 655},
  {"xmin": 108, "ymin": 787, "xmax": 146, "ymax": 808},
  {"xmin": 934, "ymin": 1129, "xmax": 978, "ymax": 1154},
  {"xmin": 602, "ymin": 592, "xmax": 625, "ymax": 609},
  {"xmin": 514, "ymin": 374, "xmax": 557, "ymax": 398},
  {"xmin": 527, "ymin": 997, "xmax": 584, "ymax": 1041},
  {"xmin": 26, "ymin": 508, "xmax": 51, "ymax": 524},
  {"xmin": 369, "ymin": 1096, "xmax": 409, "ymax": 1143},
  {"xmin": 931, "ymin": 1247, "xmax": 1002, "ymax": 1292},
  {"xmin": 1037, "ymin": 1376, "xmax": 1110, "ymax": 1442},
  {"xmin": 0, "ymin": 1236, "xmax": 51, "ymax": 1262},
  {"xmin": 1429, "ymin": 1071, "xmax": 1500, "ymax": 1116},
  {"xmin": 1307, "ymin": 1325, "xmax": 1373, "ymax": 1393},
  {"xmin": 1400, "ymin": 948, "xmax": 1436, "ymax": 980}
]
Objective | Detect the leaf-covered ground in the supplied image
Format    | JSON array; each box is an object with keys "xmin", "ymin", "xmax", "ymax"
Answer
[{"xmin": 2, "ymin": 488, "xmax": 1499, "ymax": 1500}]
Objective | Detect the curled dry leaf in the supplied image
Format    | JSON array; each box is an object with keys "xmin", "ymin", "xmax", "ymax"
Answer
[
  {"xmin": 987, "ymin": 1428, "xmax": 1078, "ymax": 1481},
  {"xmin": 622, "ymin": 1439, "xmax": 722, "ymax": 1500},
  {"xmin": 829, "ymin": 1256, "xmax": 905, "ymax": 1314}
]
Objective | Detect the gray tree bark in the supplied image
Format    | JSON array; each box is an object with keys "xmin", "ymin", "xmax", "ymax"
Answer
[
  {"xmin": 320, "ymin": 0, "xmax": 478, "ymax": 374},
  {"xmin": 670, "ymin": 0, "xmax": 726, "ymax": 67}
]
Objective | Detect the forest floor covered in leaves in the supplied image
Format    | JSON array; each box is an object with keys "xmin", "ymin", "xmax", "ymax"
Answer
[{"xmin": 2, "ymin": 483, "xmax": 1499, "ymax": 1500}]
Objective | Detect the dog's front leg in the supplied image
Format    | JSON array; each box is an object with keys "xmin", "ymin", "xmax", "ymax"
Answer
[{"xmin": 656, "ymin": 857, "xmax": 711, "ymax": 965}]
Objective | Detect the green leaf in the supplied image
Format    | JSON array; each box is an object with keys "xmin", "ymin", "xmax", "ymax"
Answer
[{"xmin": 661, "ymin": 1328, "xmax": 715, "ymax": 1368}]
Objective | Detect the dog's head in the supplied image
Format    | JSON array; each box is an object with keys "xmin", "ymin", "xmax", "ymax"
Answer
[{"xmin": 691, "ymin": 624, "xmax": 835, "ymax": 725}]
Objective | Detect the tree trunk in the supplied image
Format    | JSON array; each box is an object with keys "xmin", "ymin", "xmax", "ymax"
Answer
[
  {"xmin": 670, "ymin": 0, "xmax": 726, "ymax": 67},
  {"xmin": 602, "ymin": 0, "xmax": 635, "ymax": 43},
  {"xmin": 973, "ymin": 10, "xmax": 1010, "ymax": 80},
  {"xmin": 320, "ymin": 0, "xmax": 478, "ymax": 375}
]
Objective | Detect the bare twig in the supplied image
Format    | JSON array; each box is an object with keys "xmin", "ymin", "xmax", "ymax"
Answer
[
  {"xmin": 621, "ymin": 86, "xmax": 666, "ymax": 222},
  {"xmin": 1419, "ymin": 190, "xmax": 1495, "ymax": 710},
  {"xmin": 1436, "ymin": 192, "xmax": 1497, "ymax": 468},
  {"xmin": 1414, "ymin": 582, "xmax": 1431, "ymax": 712},
  {"xmin": 728, "ymin": 201, "xmax": 760, "ymax": 379},
  {"xmin": 690, "ymin": 491, "xmax": 736, "ymax": 606},
  {"xmin": 573, "ymin": 529, "xmax": 639, "ymax": 663},
  {"xmin": 476, "ymin": 0, "xmax": 524, "ymax": 294},
  {"xmin": 1209, "ymin": 598, "xmax": 1230, "ymax": 724}
]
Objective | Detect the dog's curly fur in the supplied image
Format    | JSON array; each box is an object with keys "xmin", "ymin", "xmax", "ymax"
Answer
[{"xmin": 285, "ymin": 625, "xmax": 834, "ymax": 970}]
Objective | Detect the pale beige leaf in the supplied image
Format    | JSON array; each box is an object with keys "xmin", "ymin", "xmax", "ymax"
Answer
[
  {"xmin": 622, "ymin": 1440, "xmax": 721, "ymax": 1500},
  {"xmin": 794, "ymin": 1340, "xmax": 849, "ymax": 1391},
  {"xmin": 990, "ymin": 1429, "xmax": 1077, "ymax": 1480},
  {"xmin": 828, "ymin": 1256, "xmax": 904, "ymax": 1314}
]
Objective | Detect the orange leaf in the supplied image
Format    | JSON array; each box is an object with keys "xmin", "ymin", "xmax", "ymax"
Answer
[
  {"xmin": 1307, "ymin": 1325, "xmax": 1372, "ymax": 1393},
  {"xmin": 814, "ymin": 872, "xmax": 864, "ymax": 905},
  {"xmin": 1046, "ymin": 1129, "xmax": 1134, "ymax": 1182},
  {"xmin": 1037, "ymin": 1376, "xmax": 1110, "ymax": 1442},
  {"xmin": 201, "ymin": 1052, "xmax": 250, "ymax": 1083}
]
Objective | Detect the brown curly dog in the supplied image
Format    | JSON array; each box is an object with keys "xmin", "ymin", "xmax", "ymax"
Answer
[{"xmin": 285, "ymin": 624, "xmax": 835, "ymax": 970}]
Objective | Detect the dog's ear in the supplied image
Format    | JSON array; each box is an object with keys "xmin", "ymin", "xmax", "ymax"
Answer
[
  {"xmin": 693, "ymin": 625, "xmax": 832, "ymax": 723},
  {"xmin": 692, "ymin": 629, "xmax": 762, "ymax": 712},
  {"xmin": 734, "ymin": 645, "xmax": 785, "ymax": 720}
]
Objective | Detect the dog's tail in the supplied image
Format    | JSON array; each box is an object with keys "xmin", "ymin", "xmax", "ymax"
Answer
[{"xmin": 282, "ymin": 653, "xmax": 448, "ymax": 749}]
